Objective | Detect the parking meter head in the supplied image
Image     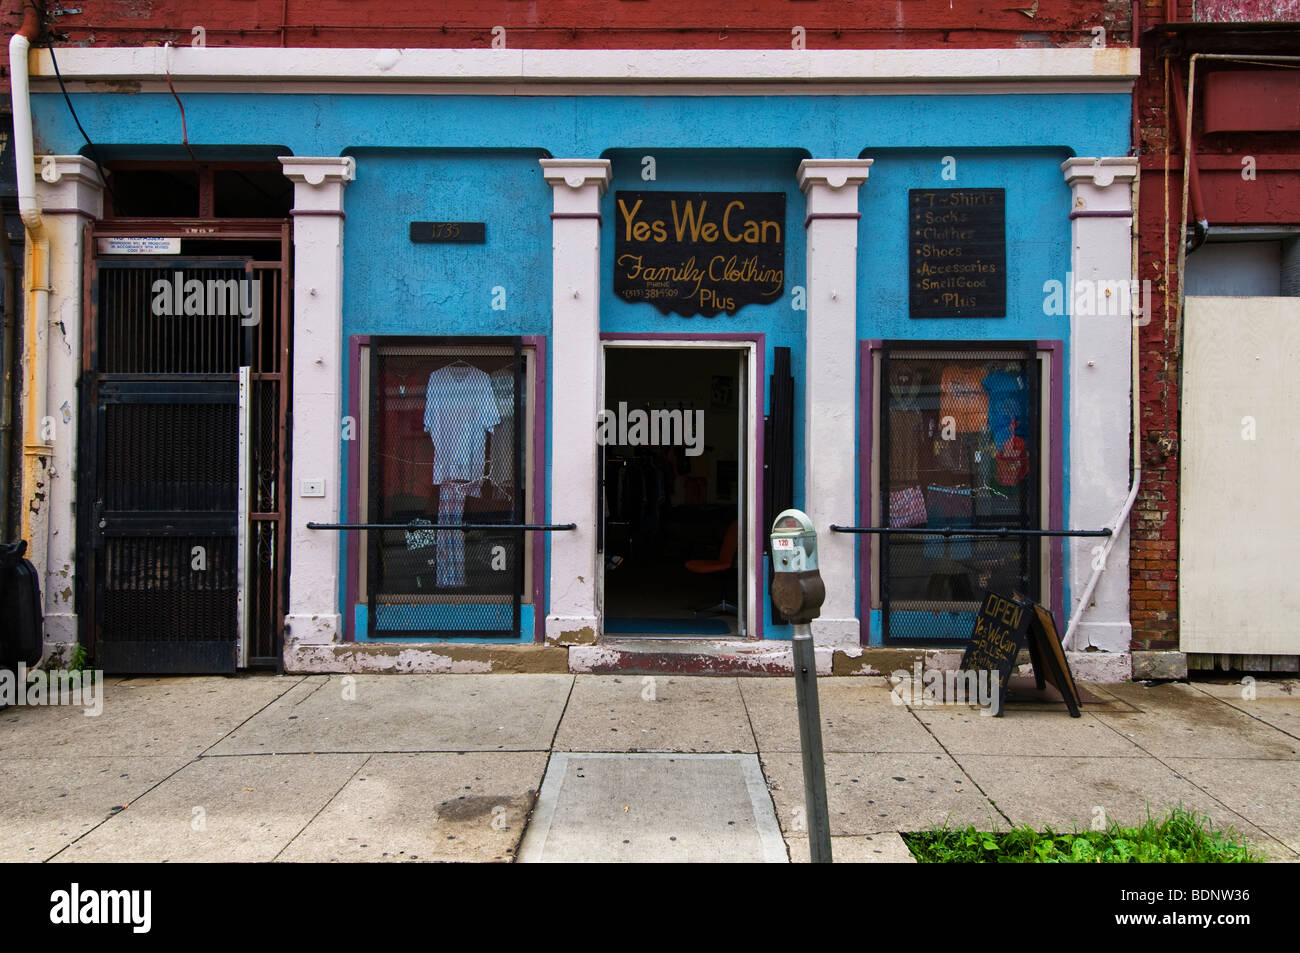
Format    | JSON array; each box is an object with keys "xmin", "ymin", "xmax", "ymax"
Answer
[
  {"xmin": 770, "ymin": 509, "xmax": 825, "ymax": 623},
  {"xmin": 770, "ymin": 509, "xmax": 818, "ymax": 573}
]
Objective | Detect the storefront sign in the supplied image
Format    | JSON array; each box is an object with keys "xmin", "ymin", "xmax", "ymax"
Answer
[
  {"xmin": 614, "ymin": 191, "xmax": 785, "ymax": 318},
  {"xmin": 409, "ymin": 222, "xmax": 486, "ymax": 244},
  {"xmin": 909, "ymin": 188, "xmax": 1006, "ymax": 319}
]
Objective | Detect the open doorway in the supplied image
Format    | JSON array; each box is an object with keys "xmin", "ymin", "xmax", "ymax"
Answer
[{"xmin": 601, "ymin": 345, "xmax": 748, "ymax": 637}]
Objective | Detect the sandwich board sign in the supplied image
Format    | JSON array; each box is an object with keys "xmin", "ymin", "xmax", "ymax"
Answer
[{"xmin": 960, "ymin": 590, "xmax": 1081, "ymax": 718}]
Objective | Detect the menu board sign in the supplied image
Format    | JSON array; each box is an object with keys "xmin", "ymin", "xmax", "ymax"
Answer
[{"xmin": 909, "ymin": 188, "xmax": 1006, "ymax": 319}]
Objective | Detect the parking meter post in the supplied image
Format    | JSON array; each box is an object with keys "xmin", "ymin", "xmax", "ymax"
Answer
[
  {"xmin": 770, "ymin": 508, "xmax": 831, "ymax": 863},
  {"xmin": 793, "ymin": 627, "xmax": 832, "ymax": 863}
]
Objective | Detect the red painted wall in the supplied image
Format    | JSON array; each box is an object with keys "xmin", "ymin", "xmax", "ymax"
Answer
[{"xmin": 30, "ymin": 1, "xmax": 1132, "ymax": 49}]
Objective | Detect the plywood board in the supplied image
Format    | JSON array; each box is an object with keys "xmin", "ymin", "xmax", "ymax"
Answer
[{"xmin": 1180, "ymin": 296, "xmax": 1300, "ymax": 654}]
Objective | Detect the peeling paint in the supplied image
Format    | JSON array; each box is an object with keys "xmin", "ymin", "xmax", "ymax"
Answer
[
  {"xmin": 546, "ymin": 625, "xmax": 596, "ymax": 647},
  {"xmin": 283, "ymin": 641, "xmax": 569, "ymax": 675},
  {"xmin": 86, "ymin": 80, "xmax": 142, "ymax": 94}
]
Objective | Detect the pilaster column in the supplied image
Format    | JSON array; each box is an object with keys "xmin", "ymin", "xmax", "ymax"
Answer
[
  {"xmin": 280, "ymin": 156, "xmax": 355, "ymax": 647},
  {"xmin": 1061, "ymin": 157, "xmax": 1139, "ymax": 652},
  {"xmin": 539, "ymin": 158, "xmax": 611, "ymax": 643},
  {"xmin": 797, "ymin": 159, "xmax": 872, "ymax": 649},
  {"xmin": 30, "ymin": 156, "xmax": 104, "ymax": 649}
]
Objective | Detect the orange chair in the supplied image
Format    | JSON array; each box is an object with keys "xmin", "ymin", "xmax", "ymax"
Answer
[{"xmin": 685, "ymin": 520, "xmax": 739, "ymax": 615}]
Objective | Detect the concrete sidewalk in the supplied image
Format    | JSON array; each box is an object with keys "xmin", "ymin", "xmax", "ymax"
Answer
[{"xmin": 0, "ymin": 672, "xmax": 1296, "ymax": 862}]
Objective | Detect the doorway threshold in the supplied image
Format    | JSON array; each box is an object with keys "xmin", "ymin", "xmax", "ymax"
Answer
[
  {"xmin": 603, "ymin": 616, "xmax": 736, "ymax": 638},
  {"xmin": 601, "ymin": 636, "xmax": 746, "ymax": 650}
]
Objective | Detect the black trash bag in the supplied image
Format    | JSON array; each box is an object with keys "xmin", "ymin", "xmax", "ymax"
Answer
[{"xmin": 0, "ymin": 540, "xmax": 44, "ymax": 671}]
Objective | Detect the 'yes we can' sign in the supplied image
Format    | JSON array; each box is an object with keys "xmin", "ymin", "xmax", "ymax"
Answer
[{"xmin": 614, "ymin": 191, "xmax": 786, "ymax": 318}]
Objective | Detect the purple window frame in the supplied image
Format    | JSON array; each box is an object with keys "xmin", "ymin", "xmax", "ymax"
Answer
[
  {"xmin": 343, "ymin": 334, "xmax": 549, "ymax": 643},
  {"xmin": 857, "ymin": 339, "xmax": 1065, "ymax": 645}
]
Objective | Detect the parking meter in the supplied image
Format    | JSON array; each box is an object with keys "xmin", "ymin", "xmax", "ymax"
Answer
[
  {"xmin": 770, "ymin": 508, "xmax": 832, "ymax": 862},
  {"xmin": 770, "ymin": 509, "xmax": 826, "ymax": 625}
]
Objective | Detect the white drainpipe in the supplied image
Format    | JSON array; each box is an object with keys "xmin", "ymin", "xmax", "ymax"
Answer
[{"xmin": 10, "ymin": 30, "xmax": 53, "ymax": 638}]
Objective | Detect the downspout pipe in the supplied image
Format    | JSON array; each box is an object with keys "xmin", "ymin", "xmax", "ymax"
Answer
[
  {"xmin": 10, "ymin": 4, "xmax": 52, "ymax": 598},
  {"xmin": 11, "ymin": 4, "xmax": 41, "ymax": 233}
]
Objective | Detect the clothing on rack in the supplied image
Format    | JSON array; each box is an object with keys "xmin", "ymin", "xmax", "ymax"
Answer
[
  {"xmin": 889, "ymin": 408, "xmax": 926, "ymax": 483},
  {"xmin": 605, "ymin": 452, "xmax": 673, "ymax": 547},
  {"xmin": 436, "ymin": 479, "xmax": 477, "ymax": 587},
  {"xmin": 487, "ymin": 364, "xmax": 517, "ymax": 488},
  {"xmin": 424, "ymin": 363, "xmax": 500, "ymax": 484},
  {"xmin": 982, "ymin": 367, "xmax": 1029, "ymax": 447},
  {"xmin": 939, "ymin": 364, "xmax": 988, "ymax": 434}
]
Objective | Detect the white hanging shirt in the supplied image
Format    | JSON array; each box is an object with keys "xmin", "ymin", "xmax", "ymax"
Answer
[{"xmin": 423, "ymin": 365, "xmax": 501, "ymax": 484}]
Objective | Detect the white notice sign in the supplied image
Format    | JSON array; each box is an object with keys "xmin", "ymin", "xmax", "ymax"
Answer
[{"xmin": 97, "ymin": 236, "xmax": 181, "ymax": 255}]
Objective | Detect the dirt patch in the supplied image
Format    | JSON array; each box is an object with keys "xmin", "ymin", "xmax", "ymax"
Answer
[{"xmin": 435, "ymin": 792, "xmax": 531, "ymax": 823}]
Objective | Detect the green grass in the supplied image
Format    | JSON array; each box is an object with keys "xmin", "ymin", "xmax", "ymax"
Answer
[
  {"xmin": 67, "ymin": 643, "xmax": 98, "ymax": 682},
  {"xmin": 903, "ymin": 806, "xmax": 1262, "ymax": 863}
]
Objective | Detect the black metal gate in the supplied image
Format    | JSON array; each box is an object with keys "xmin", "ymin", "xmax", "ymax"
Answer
[
  {"xmin": 366, "ymin": 338, "xmax": 525, "ymax": 638},
  {"xmin": 878, "ymin": 345, "xmax": 1041, "ymax": 645},
  {"xmin": 764, "ymin": 346, "xmax": 795, "ymax": 624},
  {"xmin": 82, "ymin": 251, "xmax": 288, "ymax": 673},
  {"xmin": 91, "ymin": 379, "xmax": 239, "ymax": 672}
]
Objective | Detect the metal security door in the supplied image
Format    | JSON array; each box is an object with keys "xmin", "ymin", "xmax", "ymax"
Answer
[
  {"xmin": 82, "ymin": 252, "xmax": 288, "ymax": 673},
  {"xmin": 367, "ymin": 339, "xmax": 525, "ymax": 638},
  {"xmin": 91, "ymin": 380, "xmax": 240, "ymax": 672}
]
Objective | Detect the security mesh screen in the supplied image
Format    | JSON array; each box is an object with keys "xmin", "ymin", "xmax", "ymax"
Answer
[
  {"xmin": 102, "ymin": 535, "xmax": 237, "ymax": 642},
  {"xmin": 103, "ymin": 400, "xmax": 237, "ymax": 512},
  {"xmin": 880, "ymin": 348, "xmax": 1040, "ymax": 645},
  {"xmin": 368, "ymin": 341, "xmax": 524, "ymax": 638}
]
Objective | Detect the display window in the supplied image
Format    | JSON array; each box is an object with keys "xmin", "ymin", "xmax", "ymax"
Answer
[
  {"xmin": 360, "ymin": 339, "xmax": 534, "ymax": 638},
  {"xmin": 877, "ymin": 346, "xmax": 1043, "ymax": 644}
]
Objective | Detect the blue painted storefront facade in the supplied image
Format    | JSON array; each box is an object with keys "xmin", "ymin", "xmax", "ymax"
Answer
[{"xmin": 34, "ymin": 90, "xmax": 1130, "ymax": 646}]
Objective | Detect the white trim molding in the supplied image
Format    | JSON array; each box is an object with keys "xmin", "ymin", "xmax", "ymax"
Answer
[
  {"xmin": 541, "ymin": 158, "xmax": 612, "ymax": 645},
  {"xmin": 281, "ymin": 156, "xmax": 354, "ymax": 651},
  {"xmin": 1061, "ymin": 156, "xmax": 1139, "ymax": 653},
  {"xmin": 798, "ymin": 158, "xmax": 872, "ymax": 650},
  {"xmin": 30, "ymin": 47, "xmax": 1140, "ymax": 95}
]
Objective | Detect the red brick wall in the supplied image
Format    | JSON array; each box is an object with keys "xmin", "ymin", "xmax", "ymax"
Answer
[
  {"xmin": 1132, "ymin": 173, "xmax": 1180, "ymax": 649},
  {"xmin": 33, "ymin": 0, "xmax": 1132, "ymax": 50},
  {"xmin": 1132, "ymin": 0, "xmax": 1182, "ymax": 650}
]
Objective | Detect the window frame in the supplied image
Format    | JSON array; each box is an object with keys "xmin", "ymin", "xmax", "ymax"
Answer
[
  {"xmin": 345, "ymin": 335, "xmax": 544, "ymax": 642},
  {"xmin": 860, "ymin": 339, "xmax": 1063, "ymax": 645}
]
